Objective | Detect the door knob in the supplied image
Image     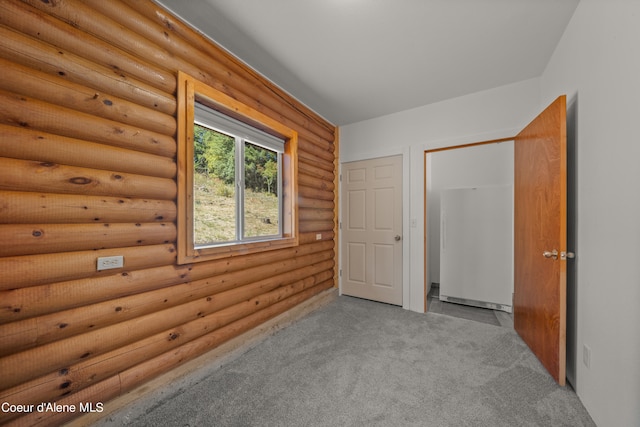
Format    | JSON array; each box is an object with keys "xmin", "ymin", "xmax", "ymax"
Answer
[
  {"xmin": 542, "ymin": 249, "xmax": 558, "ymax": 260},
  {"xmin": 395, "ymin": 235, "xmax": 402, "ymax": 241}
]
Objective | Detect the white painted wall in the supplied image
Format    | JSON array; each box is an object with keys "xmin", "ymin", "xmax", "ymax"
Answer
[
  {"xmin": 341, "ymin": 1, "xmax": 640, "ymax": 425},
  {"xmin": 539, "ymin": 1, "xmax": 640, "ymax": 425},
  {"xmin": 340, "ymin": 78, "xmax": 540, "ymax": 313},
  {"xmin": 427, "ymin": 142, "xmax": 514, "ymax": 286}
]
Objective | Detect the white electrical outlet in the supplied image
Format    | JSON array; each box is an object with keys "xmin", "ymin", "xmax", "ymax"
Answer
[
  {"xmin": 97, "ymin": 256, "xmax": 124, "ymax": 271},
  {"xmin": 583, "ymin": 344, "xmax": 591, "ymax": 369},
  {"xmin": 316, "ymin": 233, "xmax": 322, "ymax": 240}
]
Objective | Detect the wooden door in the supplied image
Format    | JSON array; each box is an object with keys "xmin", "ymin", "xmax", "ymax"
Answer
[
  {"xmin": 341, "ymin": 155, "xmax": 403, "ymax": 305},
  {"xmin": 514, "ymin": 95, "xmax": 567, "ymax": 386}
]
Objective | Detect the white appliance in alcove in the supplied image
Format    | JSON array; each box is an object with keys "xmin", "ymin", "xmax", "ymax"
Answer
[{"xmin": 439, "ymin": 185, "xmax": 513, "ymax": 312}]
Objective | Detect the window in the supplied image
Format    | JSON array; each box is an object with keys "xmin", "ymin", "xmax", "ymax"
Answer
[
  {"xmin": 177, "ymin": 72, "xmax": 298, "ymax": 264},
  {"xmin": 193, "ymin": 103, "xmax": 284, "ymax": 246}
]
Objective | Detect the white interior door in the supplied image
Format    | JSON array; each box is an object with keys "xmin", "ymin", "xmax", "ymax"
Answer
[{"xmin": 341, "ymin": 155, "xmax": 403, "ymax": 305}]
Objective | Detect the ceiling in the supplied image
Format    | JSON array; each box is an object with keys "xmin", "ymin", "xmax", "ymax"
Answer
[{"xmin": 155, "ymin": 0, "xmax": 579, "ymax": 126}]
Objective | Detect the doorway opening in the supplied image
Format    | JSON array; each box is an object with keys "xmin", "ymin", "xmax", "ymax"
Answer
[{"xmin": 423, "ymin": 137, "xmax": 515, "ymax": 314}]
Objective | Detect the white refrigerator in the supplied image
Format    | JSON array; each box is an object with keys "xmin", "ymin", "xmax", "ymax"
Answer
[{"xmin": 439, "ymin": 185, "xmax": 513, "ymax": 312}]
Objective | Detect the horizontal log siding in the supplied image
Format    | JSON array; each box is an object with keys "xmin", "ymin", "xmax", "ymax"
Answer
[{"xmin": 0, "ymin": 1, "xmax": 337, "ymax": 425}]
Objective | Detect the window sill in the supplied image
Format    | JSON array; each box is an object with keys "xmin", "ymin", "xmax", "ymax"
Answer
[{"xmin": 178, "ymin": 236, "xmax": 298, "ymax": 264}]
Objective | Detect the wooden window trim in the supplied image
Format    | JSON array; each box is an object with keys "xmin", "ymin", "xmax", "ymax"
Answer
[{"xmin": 177, "ymin": 71, "xmax": 298, "ymax": 264}]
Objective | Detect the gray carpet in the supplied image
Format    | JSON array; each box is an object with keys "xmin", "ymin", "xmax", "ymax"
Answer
[{"xmin": 101, "ymin": 296, "xmax": 595, "ymax": 427}]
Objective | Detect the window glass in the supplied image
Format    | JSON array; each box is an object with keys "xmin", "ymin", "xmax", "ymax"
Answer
[
  {"xmin": 243, "ymin": 141, "xmax": 280, "ymax": 238},
  {"xmin": 193, "ymin": 124, "xmax": 236, "ymax": 246},
  {"xmin": 193, "ymin": 102, "xmax": 284, "ymax": 248}
]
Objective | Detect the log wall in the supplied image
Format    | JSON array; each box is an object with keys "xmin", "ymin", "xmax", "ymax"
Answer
[{"xmin": 0, "ymin": 1, "xmax": 337, "ymax": 425}]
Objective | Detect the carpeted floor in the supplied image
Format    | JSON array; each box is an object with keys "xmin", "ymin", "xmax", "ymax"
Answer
[{"xmin": 99, "ymin": 296, "xmax": 595, "ymax": 427}]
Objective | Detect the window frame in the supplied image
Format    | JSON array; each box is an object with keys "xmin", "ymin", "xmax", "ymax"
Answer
[{"xmin": 177, "ymin": 72, "xmax": 298, "ymax": 264}]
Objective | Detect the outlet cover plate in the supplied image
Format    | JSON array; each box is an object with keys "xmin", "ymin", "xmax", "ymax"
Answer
[
  {"xmin": 97, "ymin": 256, "xmax": 124, "ymax": 271},
  {"xmin": 583, "ymin": 344, "xmax": 591, "ymax": 369}
]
